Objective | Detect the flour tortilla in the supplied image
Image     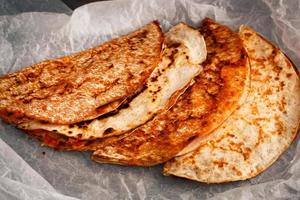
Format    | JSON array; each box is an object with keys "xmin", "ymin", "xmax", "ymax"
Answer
[
  {"xmin": 0, "ymin": 21, "xmax": 163, "ymax": 125},
  {"xmin": 91, "ymin": 18, "xmax": 250, "ymax": 166},
  {"xmin": 163, "ymin": 25, "xmax": 300, "ymax": 183},
  {"xmin": 19, "ymin": 23, "xmax": 207, "ymax": 140}
]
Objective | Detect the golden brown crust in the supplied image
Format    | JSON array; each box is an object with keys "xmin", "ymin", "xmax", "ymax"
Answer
[
  {"xmin": 22, "ymin": 83, "xmax": 196, "ymax": 152},
  {"xmin": 20, "ymin": 23, "xmax": 207, "ymax": 149},
  {"xmin": 0, "ymin": 21, "xmax": 163, "ymax": 125},
  {"xmin": 163, "ymin": 25, "xmax": 300, "ymax": 183},
  {"xmin": 0, "ymin": 98, "xmax": 125, "ymax": 126},
  {"xmin": 17, "ymin": 23, "xmax": 206, "ymax": 140},
  {"xmin": 24, "ymin": 129, "xmax": 112, "ymax": 151},
  {"xmin": 91, "ymin": 18, "xmax": 249, "ymax": 166}
]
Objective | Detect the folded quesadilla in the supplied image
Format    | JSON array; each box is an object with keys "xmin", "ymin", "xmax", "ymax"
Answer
[
  {"xmin": 18, "ymin": 23, "xmax": 207, "ymax": 140},
  {"xmin": 14, "ymin": 22, "xmax": 207, "ymax": 149},
  {"xmin": 0, "ymin": 21, "xmax": 163, "ymax": 125},
  {"xmin": 163, "ymin": 26, "xmax": 300, "ymax": 183},
  {"xmin": 91, "ymin": 18, "xmax": 250, "ymax": 166},
  {"xmin": 2, "ymin": 16, "xmax": 297, "ymax": 184}
]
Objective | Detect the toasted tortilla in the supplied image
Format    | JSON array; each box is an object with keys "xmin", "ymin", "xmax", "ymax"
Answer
[
  {"xmin": 0, "ymin": 21, "xmax": 163, "ymax": 125},
  {"xmin": 163, "ymin": 26, "xmax": 300, "ymax": 183},
  {"xmin": 91, "ymin": 18, "xmax": 250, "ymax": 166},
  {"xmin": 19, "ymin": 23, "xmax": 207, "ymax": 140}
]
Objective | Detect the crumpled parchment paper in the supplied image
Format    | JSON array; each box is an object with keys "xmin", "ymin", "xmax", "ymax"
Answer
[{"xmin": 0, "ymin": 0, "xmax": 299, "ymax": 199}]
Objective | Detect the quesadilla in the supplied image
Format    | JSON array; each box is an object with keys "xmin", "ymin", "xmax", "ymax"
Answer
[
  {"xmin": 18, "ymin": 23, "xmax": 207, "ymax": 140},
  {"xmin": 0, "ymin": 21, "xmax": 163, "ymax": 125},
  {"xmin": 163, "ymin": 26, "xmax": 300, "ymax": 183},
  {"xmin": 91, "ymin": 18, "xmax": 250, "ymax": 166},
  {"xmin": 16, "ymin": 22, "xmax": 207, "ymax": 149}
]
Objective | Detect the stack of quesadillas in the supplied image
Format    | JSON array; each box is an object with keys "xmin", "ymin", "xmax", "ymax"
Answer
[{"xmin": 0, "ymin": 18, "xmax": 299, "ymax": 183}]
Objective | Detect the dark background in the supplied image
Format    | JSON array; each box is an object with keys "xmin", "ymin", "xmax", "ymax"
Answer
[
  {"xmin": 0, "ymin": 0, "xmax": 106, "ymax": 15},
  {"xmin": 61, "ymin": 0, "xmax": 107, "ymax": 10}
]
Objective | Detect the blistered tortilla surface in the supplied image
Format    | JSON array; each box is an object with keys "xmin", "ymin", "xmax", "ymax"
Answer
[
  {"xmin": 19, "ymin": 23, "xmax": 206, "ymax": 140},
  {"xmin": 163, "ymin": 26, "xmax": 300, "ymax": 183},
  {"xmin": 0, "ymin": 21, "xmax": 163, "ymax": 124},
  {"xmin": 91, "ymin": 18, "xmax": 250, "ymax": 166}
]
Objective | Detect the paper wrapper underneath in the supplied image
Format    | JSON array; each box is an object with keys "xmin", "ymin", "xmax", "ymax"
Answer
[{"xmin": 0, "ymin": 0, "xmax": 299, "ymax": 199}]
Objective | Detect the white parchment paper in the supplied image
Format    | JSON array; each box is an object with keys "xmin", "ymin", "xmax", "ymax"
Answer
[{"xmin": 0, "ymin": 0, "xmax": 299, "ymax": 199}]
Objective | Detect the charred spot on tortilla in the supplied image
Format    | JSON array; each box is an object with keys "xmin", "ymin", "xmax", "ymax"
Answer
[
  {"xmin": 167, "ymin": 42, "xmax": 181, "ymax": 49},
  {"xmin": 39, "ymin": 120, "xmax": 49, "ymax": 124},
  {"xmin": 6, "ymin": 111, "xmax": 13, "ymax": 117},
  {"xmin": 104, "ymin": 128, "xmax": 115, "ymax": 135},
  {"xmin": 163, "ymin": 25, "xmax": 300, "ymax": 183},
  {"xmin": 19, "ymin": 22, "xmax": 206, "ymax": 140},
  {"xmin": 0, "ymin": 21, "xmax": 163, "ymax": 125},
  {"xmin": 119, "ymin": 103, "xmax": 130, "ymax": 109},
  {"xmin": 75, "ymin": 119, "xmax": 93, "ymax": 128},
  {"xmin": 91, "ymin": 18, "xmax": 249, "ymax": 166}
]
